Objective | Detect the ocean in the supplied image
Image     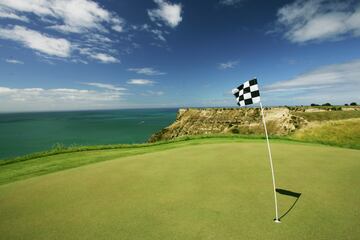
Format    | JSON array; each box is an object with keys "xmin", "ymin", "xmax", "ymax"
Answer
[{"xmin": 0, "ymin": 108, "xmax": 177, "ymax": 159}]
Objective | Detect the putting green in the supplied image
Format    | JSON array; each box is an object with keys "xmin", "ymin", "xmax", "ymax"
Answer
[{"xmin": 0, "ymin": 141, "xmax": 359, "ymax": 239}]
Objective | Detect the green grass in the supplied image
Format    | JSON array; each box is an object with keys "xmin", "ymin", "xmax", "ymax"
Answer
[
  {"xmin": 0, "ymin": 134, "xmax": 266, "ymax": 165},
  {"xmin": 1, "ymin": 133, "xmax": 359, "ymax": 186},
  {"xmin": 0, "ymin": 140, "xmax": 359, "ymax": 239},
  {"xmin": 293, "ymin": 110, "xmax": 360, "ymax": 121},
  {"xmin": 0, "ymin": 136, "xmax": 284, "ymax": 185},
  {"xmin": 291, "ymin": 118, "xmax": 360, "ymax": 149}
]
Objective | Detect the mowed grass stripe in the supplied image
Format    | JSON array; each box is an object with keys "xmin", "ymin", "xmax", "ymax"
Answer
[{"xmin": 0, "ymin": 142, "xmax": 359, "ymax": 239}]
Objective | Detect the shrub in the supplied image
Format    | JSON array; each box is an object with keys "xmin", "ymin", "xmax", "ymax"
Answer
[{"xmin": 231, "ymin": 128, "xmax": 240, "ymax": 134}]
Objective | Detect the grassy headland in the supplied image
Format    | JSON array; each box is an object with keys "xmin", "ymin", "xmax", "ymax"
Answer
[{"xmin": 1, "ymin": 107, "xmax": 359, "ymax": 185}]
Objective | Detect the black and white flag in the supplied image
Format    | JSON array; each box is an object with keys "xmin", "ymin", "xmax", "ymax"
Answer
[{"xmin": 232, "ymin": 78, "xmax": 260, "ymax": 106}]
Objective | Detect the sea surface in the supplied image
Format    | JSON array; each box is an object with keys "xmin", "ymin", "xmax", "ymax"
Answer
[{"xmin": 0, "ymin": 109, "xmax": 177, "ymax": 159}]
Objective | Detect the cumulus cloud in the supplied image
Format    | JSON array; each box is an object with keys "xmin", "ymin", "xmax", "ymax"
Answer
[
  {"xmin": 264, "ymin": 59, "xmax": 360, "ymax": 104},
  {"xmin": 218, "ymin": 61, "xmax": 238, "ymax": 69},
  {"xmin": 148, "ymin": 0, "xmax": 182, "ymax": 28},
  {"xmin": 128, "ymin": 67, "xmax": 166, "ymax": 76},
  {"xmin": 275, "ymin": 0, "xmax": 360, "ymax": 43},
  {"xmin": 0, "ymin": 85, "xmax": 126, "ymax": 112},
  {"xmin": 127, "ymin": 79, "xmax": 155, "ymax": 85},
  {"xmin": 0, "ymin": 26, "xmax": 71, "ymax": 57},
  {"xmin": 5, "ymin": 59, "xmax": 24, "ymax": 64}
]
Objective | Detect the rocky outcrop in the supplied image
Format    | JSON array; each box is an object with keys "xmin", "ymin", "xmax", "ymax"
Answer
[{"xmin": 148, "ymin": 107, "xmax": 306, "ymax": 142}]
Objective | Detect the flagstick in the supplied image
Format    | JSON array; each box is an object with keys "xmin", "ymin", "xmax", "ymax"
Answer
[{"xmin": 259, "ymin": 101, "xmax": 281, "ymax": 223}]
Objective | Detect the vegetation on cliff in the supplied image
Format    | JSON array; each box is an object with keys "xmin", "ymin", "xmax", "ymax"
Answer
[{"xmin": 149, "ymin": 106, "xmax": 360, "ymax": 149}]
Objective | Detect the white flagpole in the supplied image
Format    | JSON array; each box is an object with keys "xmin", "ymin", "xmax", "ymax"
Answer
[{"xmin": 259, "ymin": 101, "xmax": 281, "ymax": 223}]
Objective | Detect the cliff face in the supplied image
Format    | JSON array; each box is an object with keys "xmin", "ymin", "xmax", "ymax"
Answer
[{"xmin": 148, "ymin": 107, "xmax": 306, "ymax": 142}]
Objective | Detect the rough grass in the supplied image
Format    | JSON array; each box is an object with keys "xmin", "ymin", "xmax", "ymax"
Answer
[
  {"xmin": 293, "ymin": 110, "xmax": 360, "ymax": 121},
  {"xmin": 0, "ymin": 141, "xmax": 359, "ymax": 239},
  {"xmin": 291, "ymin": 118, "xmax": 360, "ymax": 149}
]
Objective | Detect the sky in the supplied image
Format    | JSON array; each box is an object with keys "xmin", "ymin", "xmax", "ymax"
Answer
[{"xmin": 0, "ymin": 0, "xmax": 360, "ymax": 112}]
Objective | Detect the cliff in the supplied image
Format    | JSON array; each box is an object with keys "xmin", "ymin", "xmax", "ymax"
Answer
[{"xmin": 148, "ymin": 107, "xmax": 307, "ymax": 142}]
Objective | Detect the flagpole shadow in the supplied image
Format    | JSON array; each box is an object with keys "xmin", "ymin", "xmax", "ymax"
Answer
[{"xmin": 276, "ymin": 188, "xmax": 302, "ymax": 220}]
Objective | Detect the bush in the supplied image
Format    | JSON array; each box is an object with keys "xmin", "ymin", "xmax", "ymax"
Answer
[
  {"xmin": 350, "ymin": 102, "xmax": 357, "ymax": 106},
  {"xmin": 231, "ymin": 128, "xmax": 240, "ymax": 134},
  {"xmin": 322, "ymin": 103, "xmax": 332, "ymax": 106}
]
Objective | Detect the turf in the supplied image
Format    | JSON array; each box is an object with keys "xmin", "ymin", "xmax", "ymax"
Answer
[{"xmin": 0, "ymin": 141, "xmax": 359, "ymax": 239}]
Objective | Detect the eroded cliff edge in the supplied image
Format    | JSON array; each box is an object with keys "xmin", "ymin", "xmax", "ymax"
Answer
[{"xmin": 148, "ymin": 107, "xmax": 307, "ymax": 142}]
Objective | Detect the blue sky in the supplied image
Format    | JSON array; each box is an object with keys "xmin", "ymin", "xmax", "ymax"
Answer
[{"xmin": 0, "ymin": 0, "xmax": 360, "ymax": 112}]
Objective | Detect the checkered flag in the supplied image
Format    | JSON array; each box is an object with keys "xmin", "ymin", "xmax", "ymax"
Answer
[{"xmin": 232, "ymin": 78, "xmax": 260, "ymax": 106}]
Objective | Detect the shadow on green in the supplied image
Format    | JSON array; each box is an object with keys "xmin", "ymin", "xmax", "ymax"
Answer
[{"xmin": 276, "ymin": 188, "xmax": 302, "ymax": 221}]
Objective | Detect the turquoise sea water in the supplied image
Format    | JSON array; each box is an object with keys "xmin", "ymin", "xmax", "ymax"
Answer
[{"xmin": 0, "ymin": 109, "xmax": 177, "ymax": 159}]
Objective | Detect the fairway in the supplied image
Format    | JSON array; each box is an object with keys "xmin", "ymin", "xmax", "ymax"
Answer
[{"xmin": 0, "ymin": 141, "xmax": 360, "ymax": 239}]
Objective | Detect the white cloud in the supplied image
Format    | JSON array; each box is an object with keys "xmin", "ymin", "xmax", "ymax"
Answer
[
  {"xmin": 276, "ymin": 0, "xmax": 360, "ymax": 43},
  {"xmin": 219, "ymin": 0, "xmax": 244, "ymax": 6},
  {"xmin": 5, "ymin": 59, "xmax": 24, "ymax": 64},
  {"xmin": 48, "ymin": 24, "xmax": 83, "ymax": 34},
  {"xmin": 151, "ymin": 29, "xmax": 167, "ymax": 41},
  {"xmin": 0, "ymin": 26, "xmax": 71, "ymax": 57},
  {"xmin": 0, "ymin": 0, "xmax": 124, "ymax": 33},
  {"xmin": 128, "ymin": 67, "xmax": 166, "ymax": 76},
  {"xmin": 127, "ymin": 79, "xmax": 155, "ymax": 85},
  {"xmin": 148, "ymin": 0, "xmax": 182, "ymax": 28},
  {"xmin": 142, "ymin": 90, "xmax": 164, "ymax": 96},
  {"xmin": 111, "ymin": 17, "xmax": 125, "ymax": 33},
  {"xmin": 0, "ymin": 85, "xmax": 127, "ymax": 112},
  {"xmin": 82, "ymin": 82, "xmax": 127, "ymax": 91},
  {"xmin": 264, "ymin": 59, "xmax": 360, "ymax": 104},
  {"xmin": 76, "ymin": 47, "xmax": 119, "ymax": 63},
  {"xmin": 112, "ymin": 24, "xmax": 123, "ymax": 33},
  {"xmin": 86, "ymin": 33, "xmax": 113, "ymax": 43},
  {"xmin": 218, "ymin": 61, "xmax": 238, "ymax": 69},
  {"xmin": 132, "ymin": 23, "xmax": 170, "ymax": 43},
  {"xmin": 266, "ymin": 59, "xmax": 360, "ymax": 91},
  {"xmin": 0, "ymin": 7, "xmax": 29, "ymax": 21},
  {"xmin": 0, "ymin": 0, "xmax": 126, "ymax": 63},
  {"xmin": 89, "ymin": 53, "xmax": 119, "ymax": 63}
]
